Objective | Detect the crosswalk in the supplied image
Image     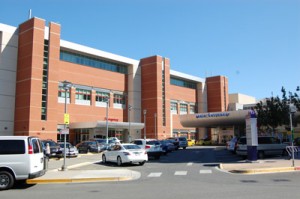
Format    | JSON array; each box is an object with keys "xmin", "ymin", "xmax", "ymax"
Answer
[{"xmin": 147, "ymin": 169, "xmax": 213, "ymax": 178}]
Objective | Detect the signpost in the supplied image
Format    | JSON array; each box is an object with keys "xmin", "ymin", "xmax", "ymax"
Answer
[{"xmin": 246, "ymin": 109, "xmax": 258, "ymax": 161}]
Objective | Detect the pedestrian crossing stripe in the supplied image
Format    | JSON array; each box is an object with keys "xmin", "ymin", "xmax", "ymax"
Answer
[
  {"xmin": 148, "ymin": 172, "xmax": 162, "ymax": 177},
  {"xmin": 174, "ymin": 171, "xmax": 187, "ymax": 175},
  {"xmin": 187, "ymin": 162, "xmax": 193, "ymax": 166},
  {"xmin": 200, "ymin": 170, "xmax": 212, "ymax": 174}
]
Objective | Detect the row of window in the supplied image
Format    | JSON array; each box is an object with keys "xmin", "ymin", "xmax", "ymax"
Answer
[
  {"xmin": 170, "ymin": 77, "xmax": 197, "ymax": 89},
  {"xmin": 171, "ymin": 101, "xmax": 196, "ymax": 114},
  {"xmin": 58, "ymin": 87, "xmax": 126, "ymax": 105},
  {"xmin": 60, "ymin": 51, "xmax": 128, "ymax": 74}
]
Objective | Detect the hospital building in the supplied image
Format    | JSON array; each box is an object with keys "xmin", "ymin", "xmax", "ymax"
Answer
[{"xmin": 1, "ymin": 17, "xmax": 262, "ymax": 144}]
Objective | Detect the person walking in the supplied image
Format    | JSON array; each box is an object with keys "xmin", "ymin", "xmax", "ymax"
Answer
[{"xmin": 45, "ymin": 143, "xmax": 51, "ymax": 158}]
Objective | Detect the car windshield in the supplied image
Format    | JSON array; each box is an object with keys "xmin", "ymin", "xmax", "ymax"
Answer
[
  {"xmin": 123, "ymin": 145, "xmax": 141, "ymax": 150},
  {"xmin": 59, "ymin": 143, "xmax": 70, "ymax": 148},
  {"xmin": 146, "ymin": 140, "xmax": 160, "ymax": 145},
  {"xmin": 179, "ymin": 138, "xmax": 186, "ymax": 141},
  {"xmin": 44, "ymin": 141, "xmax": 57, "ymax": 147}
]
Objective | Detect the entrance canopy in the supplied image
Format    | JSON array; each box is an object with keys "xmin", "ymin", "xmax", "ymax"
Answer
[
  {"xmin": 179, "ymin": 110, "xmax": 250, "ymax": 128},
  {"xmin": 69, "ymin": 121, "xmax": 145, "ymax": 130}
]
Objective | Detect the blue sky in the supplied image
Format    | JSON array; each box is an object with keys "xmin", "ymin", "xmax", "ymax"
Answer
[{"xmin": 1, "ymin": 0, "xmax": 300, "ymax": 100}]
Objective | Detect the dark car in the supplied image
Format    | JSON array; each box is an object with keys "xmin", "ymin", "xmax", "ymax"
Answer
[
  {"xmin": 41, "ymin": 140, "xmax": 63, "ymax": 158},
  {"xmin": 76, "ymin": 140, "xmax": 101, "ymax": 153},
  {"xmin": 166, "ymin": 137, "xmax": 179, "ymax": 150}
]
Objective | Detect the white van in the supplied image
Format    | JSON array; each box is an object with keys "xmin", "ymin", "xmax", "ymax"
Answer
[{"xmin": 0, "ymin": 136, "xmax": 46, "ymax": 190}]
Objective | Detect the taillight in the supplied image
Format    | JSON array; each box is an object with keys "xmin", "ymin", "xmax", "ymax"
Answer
[
  {"xmin": 28, "ymin": 145, "xmax": 33, "ymax": 154},
  {"xmin": 145, "ymin": 145, "xmax": 151, "ymax": 149}
]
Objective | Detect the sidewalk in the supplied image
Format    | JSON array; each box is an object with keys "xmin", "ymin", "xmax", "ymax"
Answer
[
  {"xmin": 219, "ymin": 158, "xmax": 300, "ymax": 174},
  {"xmin": 26, "ymin": 154, "xmax": 141, "ymax": 184}
]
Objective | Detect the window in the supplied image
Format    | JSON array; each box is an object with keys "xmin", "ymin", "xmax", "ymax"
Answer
[
  {"xmin": 113, "ymin": 94, "xmax": 125, "ymax": 105},
  {"xmin": 95, "ymin": 91, "xmax": 109, "ymax": 102},
  {"xmin": 58, "ymin": 86, "xmax": 70, "ymax": 98},
  {"xmin": 170, "ymin": 77, "xmax": 197, "ymax": 89},
  {"xmin": 180, "ymin": 103, "xmax": 188, "ymax": 114},
  {"xmin": 60, "ymin": 51, "xmax": 128, "ymax": 74},
  {"xmin": 76, "ymin": 88, "xmax": 91, "ymax": 100},
  {"xmin": 190, "ymin": 105, "xmax": 196, "ymax": 114},
  {"xmin": 0, "ymin": 140, "xmax": 25, "ymax": 155},
  {"xmin": 171, "ymin": 102, "xmax": 178, "ymax": 114}
]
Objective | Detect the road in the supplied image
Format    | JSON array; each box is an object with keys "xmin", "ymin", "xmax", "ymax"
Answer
[{"xmin": 2, "ymin": 146, "xmax": 300, "ymax": 199}]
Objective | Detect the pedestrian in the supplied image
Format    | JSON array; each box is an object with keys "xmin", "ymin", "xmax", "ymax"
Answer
[{"xmin": 45, "ymin": 143, "xmax": 50, "ymax": 159}]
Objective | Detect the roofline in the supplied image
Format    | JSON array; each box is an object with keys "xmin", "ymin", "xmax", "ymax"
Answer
[
  {"xmin": 170, "ymin": 69, "xmax": 205, "ymax": 83},
  {"xmin": 60, "ymin": 40, "xmax": 139, "ymax": 66}
]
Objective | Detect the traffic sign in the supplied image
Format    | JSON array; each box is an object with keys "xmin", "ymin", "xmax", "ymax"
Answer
[{"xmin": 64, "ymin": 113, "xmax": 70, "ymax": 124}]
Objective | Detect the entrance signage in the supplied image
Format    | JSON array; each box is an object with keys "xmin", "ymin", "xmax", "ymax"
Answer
[
  {"xmin": 245, "ymin": 109, "xmax": 258, "ymax": 161},
  {"xmin": 196, "ymin": 112, "xmax": 230, "ymax": 119}
]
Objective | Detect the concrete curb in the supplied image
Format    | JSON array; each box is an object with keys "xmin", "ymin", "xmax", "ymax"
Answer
[
  {"xmin": 219, "ymin": 163, "xmax": 300, "ymax": 174},
  {"xmin": 26, "ymin": 176, "xmax": 132, "ymax": 184},
  {"xmin": 26, "ymin": 169, "xmax": 141, "ymax": 184}
]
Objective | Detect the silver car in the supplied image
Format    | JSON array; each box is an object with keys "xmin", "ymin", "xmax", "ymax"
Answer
[{"xmin": 236, "ymin": 136, "xmax": 288, "ymax": 159}]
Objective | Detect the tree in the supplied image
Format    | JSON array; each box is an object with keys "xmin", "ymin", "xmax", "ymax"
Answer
[{"xmin": 255, "ymin": 86, "xmax": 300, "ymax": 132}]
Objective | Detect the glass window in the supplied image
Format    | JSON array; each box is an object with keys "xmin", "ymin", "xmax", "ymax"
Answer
[
  {"xmin": 180, "ymin": 103, "xmax": 188, "ymax": 114},
  {"xmin": 170, "ymin": 77, "xmax": 197, "ymax": 89},
  {"xmin": 76, "ymin": 88, "xmax": 91, "ymax": 100},
  {"xmin": 58, "ymin": 86, "xmax": 70, "ymax": 98},
  {"xmin": 113, "ymin": 94, "xmax": 125, "ymax": 105},
  {"xmin": 60, "ymin": 51, "xmax": 128, "ymax": 74},
  {"xmin": 171, "ymin": 102, "xmax": 178, "ymax": 113},
  {"xmin": 190, "ymin": 105, "xmax": 196, "ymax": 114},
  {"xmin": 0, "ymin": 140, "xmax": 25, "ymax": 155},
  {"xmin": 95, "ymin": 91, "xmax": 109, "ymax": 102}
]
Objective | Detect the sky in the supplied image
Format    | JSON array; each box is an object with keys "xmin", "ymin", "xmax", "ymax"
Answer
[{"xmin": 1, "ymin": 0, "xmax": 300, "ymax": 100}]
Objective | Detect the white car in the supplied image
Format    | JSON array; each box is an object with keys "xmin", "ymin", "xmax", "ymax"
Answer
[
  {"xmin": 102, "ymin": 143, "xmax": 148, "ymax": 166},
  {"xmin": 58, "ymin": 142, "xmax": 79, "ymax": 157}
]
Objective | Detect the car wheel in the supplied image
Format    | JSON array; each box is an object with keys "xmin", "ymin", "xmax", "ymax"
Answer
[
  {"xmin": 258, "ymin": 151, "xmax": 264, "ymax": 159},
  {"xmin": 102, "ymin": 154, "xmax": 107, "ymax": 164},
  {"xmin": 117, "ymin": 156, "xmax": 122, "ymax": 166},
  {"xmin": 139, "ymin": 161, "xmax": 145, "ymax": 166},
  {"xmin": 0, "ymin": 171, "xmax": 14, "ymax": 191}
]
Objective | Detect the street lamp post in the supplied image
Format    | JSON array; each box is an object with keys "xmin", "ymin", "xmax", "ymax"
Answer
[
  {"xmin": 143, "ymin": 109, "xmax": 147, "ymax": 139},
  {"xmin": 128, "ymin": 105, "xmax": 132, "ymax": 142},
  {"xmin": 61, "ymin": 80, "xmax": 72, "ymax": 171},
  {"xmin": 154, "ymin": 113, "xmax": 157, "ymax": 139},
  {"xmin": 289, "ymin": 92, "xmax": 297, "ymax": 167},
  {"xmin": 105, "ymin": 97, "xmax": 109, "ymax": 145}
]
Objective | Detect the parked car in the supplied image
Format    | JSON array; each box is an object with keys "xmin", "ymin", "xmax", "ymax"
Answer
[
  {"xmin": 159, "ymin": 140, "xmax": 176, "ymax": 154},
  {"xmin": 76, "ymin": 140, "xmax": 101, "ymax": 153},
  {"xmin": 236, "ymin": 136, "xmax": 288, "ymax": 159},
  {"xmin": 102, "ymin": 143, "xmax": 148, "ymax": 166},
  {"xmin": 226, "ymin": 137, "xmax": 238, "ymax": 153},
  {"xmin": 198, "ymin": 138, "xmax": 212, "ymax": 145},
  {"xmin": 0, "ymin": 136, "xmax": 46, "ymax": 190},
  {"xmin": 132, "ymin": 139, "xmax": 163, "ymax": 159},
  {"xmin": 166, "ymin": 137, "xmax": 179, "ymax": 150},
  {"xmin": 41, "ymin": 140, "xmax": 63, "ymax": 158},
  {"xmin": 58, "ymin": 142, "xmax": 79, "ymax": 157},
  {"xmin": 178, "ymin": 137, "xmax": 188, "ymax": 149},
  {"xmin": 187, "ymin": 139, "xmax": 195, "ymax": 146}
]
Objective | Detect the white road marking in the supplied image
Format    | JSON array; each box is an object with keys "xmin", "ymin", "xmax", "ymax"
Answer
[
  {"xmin": 174, "ymin": 171, "xmax": 187, "ymax": 175},
  {"xmin": 200, "ymin": 170, "xmax": 212, "ymax": 174},
  {"xmin": 187, "ymin": 162, "xmax": 193, "ymax": 166},
  {"xmin": 148, "ymin": 172, "xmax": 162, "ymax": 177}
]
